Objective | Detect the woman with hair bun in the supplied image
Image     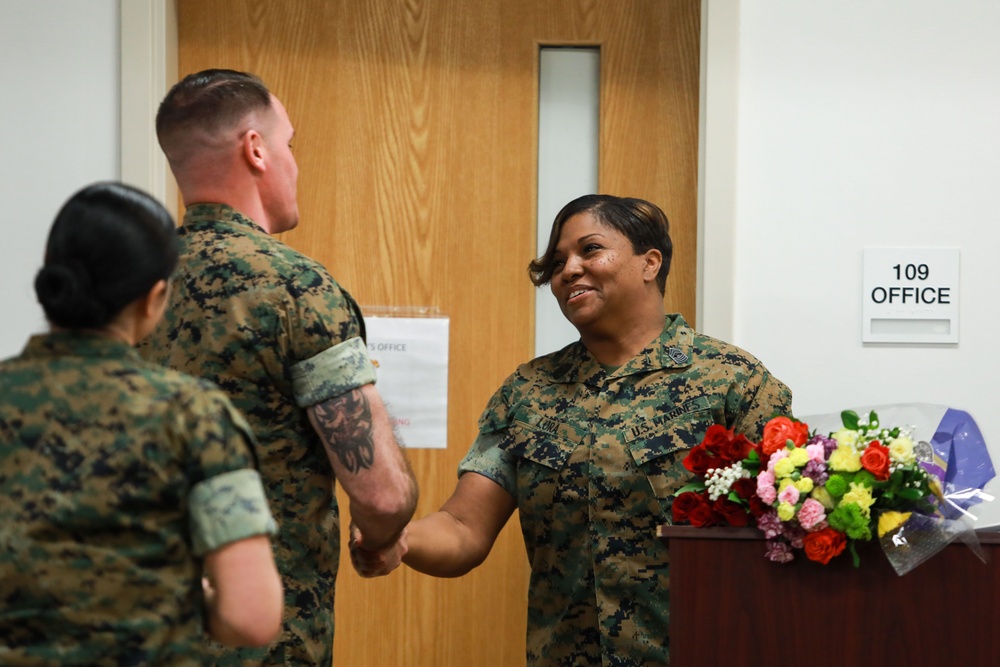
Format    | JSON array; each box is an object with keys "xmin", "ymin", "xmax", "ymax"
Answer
[{"xmin": 0, "ymin": 182, "xmax": 283, "ymax": 665}]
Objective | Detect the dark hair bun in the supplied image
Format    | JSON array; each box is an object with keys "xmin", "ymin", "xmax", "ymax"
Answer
[
  {"xmin": 34, "ymin": 262, "xmax": 108, "ymax": 329},
  {"xmin": 35, "ymin": 182, "xmax": 178, "ymax": 330}
]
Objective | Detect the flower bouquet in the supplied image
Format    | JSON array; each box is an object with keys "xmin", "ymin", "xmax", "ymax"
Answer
[{"xmin": 671, "ymin": 404, "xmax": 994, "ymax": 574}]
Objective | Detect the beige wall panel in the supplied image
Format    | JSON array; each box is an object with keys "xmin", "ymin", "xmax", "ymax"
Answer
[{"xmin": 178, "ymin": 1, "xmax": 698, "ymax": 665}]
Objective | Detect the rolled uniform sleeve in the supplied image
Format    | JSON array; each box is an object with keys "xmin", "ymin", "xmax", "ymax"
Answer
[
  {"xmin": 458, "ymin": 431, "xmax": 518, "ymax": 496},
  {"xmin": 189, "ymin": 469, "xmax": 278, "ymax": 556},
  {"xmin": 171, "ymin": 382, "xmax": 280, "ymax": 555},
  {"xmin": 279, "ymin": 263, "xmax": 371, "ymax": 406},
  {"xmin": 289, "ymin": 337, "xmax": 377, "ymax": 407},
  {"xmin": 457, "ymin": 382, "xmax": 519, "ymax": 496}
]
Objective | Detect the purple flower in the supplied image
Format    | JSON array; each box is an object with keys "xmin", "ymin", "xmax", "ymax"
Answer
[
  {"xmin": 807, "ymin": 434, "xmax": 838, "ymax": 458},
  {"xmin": 757, "ymin": 510, "xmax": 783, "ymax": 539},
  {"xmin": 802, "ymin": 460, "xmax": 829, "ymax": 485},
  {"xmin": 765, "ymin": 539, "xmax": 795, "ymax": 563},
  {"xmin": 783, "ymin": 523, "xmax": 807, "ymax": 548}
]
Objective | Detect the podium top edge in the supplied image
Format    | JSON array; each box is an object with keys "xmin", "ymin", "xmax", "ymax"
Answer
[{"xmin": 657, "ymin": 524, "xmax": 1000, "ymax": 544}]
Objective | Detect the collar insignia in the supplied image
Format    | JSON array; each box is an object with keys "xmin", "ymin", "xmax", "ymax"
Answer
[{"xmin": 666, "ymin": 347, "xmax": 689, "ymax": 365}]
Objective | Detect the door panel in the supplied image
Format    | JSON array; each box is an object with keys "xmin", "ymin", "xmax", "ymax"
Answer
[{"xmin": 177, "ymin": 2, "xmax": 699, "ymax": 665}]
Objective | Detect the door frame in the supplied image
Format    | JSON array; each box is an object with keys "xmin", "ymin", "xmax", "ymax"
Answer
[{"xmin": 119, "ymin": 0, "xmax": 739, "ymax": 343}]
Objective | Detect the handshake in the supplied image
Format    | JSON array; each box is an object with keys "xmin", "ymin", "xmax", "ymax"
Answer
[{"xmin": 348, "ymin": 522, "xmax": 409, "ymax": 578}]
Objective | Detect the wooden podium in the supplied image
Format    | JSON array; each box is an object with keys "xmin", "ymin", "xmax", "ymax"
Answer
[{"xmin": 659, "ymin": 525, "xmax": 1000, "ymax": 666}]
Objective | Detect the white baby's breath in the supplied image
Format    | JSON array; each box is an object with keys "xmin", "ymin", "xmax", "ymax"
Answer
[{"xmin": 705, "ymin": 462, "xmax": 750, "ymax": 501}]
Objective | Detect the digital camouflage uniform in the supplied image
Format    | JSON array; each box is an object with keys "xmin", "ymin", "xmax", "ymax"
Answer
[
  {"xmin": 139, "ymin": 204, "xmax": 375, "ymax": 666},
  {"xmin": 0, "ymin": 332, "xmax": 276, "ymax": 666},
  {"xmin": 460, "ymin": 314, "xmax": 792, "ymax": 666}
]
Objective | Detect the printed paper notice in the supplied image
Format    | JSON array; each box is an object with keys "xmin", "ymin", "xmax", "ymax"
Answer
[{"xmin": 365, "ymin": 316, "xmax": 448, "ymax": 449}]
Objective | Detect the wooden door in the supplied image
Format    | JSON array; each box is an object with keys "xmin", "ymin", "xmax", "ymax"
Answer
[{"xmin": 177, "ymin": 1, "xmax": 700, "ymax": 665}]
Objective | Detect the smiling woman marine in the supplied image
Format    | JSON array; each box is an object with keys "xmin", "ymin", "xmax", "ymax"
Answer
[{"xmin": 358, "ymin": 194, "xmax": 792, "ymax": 666}]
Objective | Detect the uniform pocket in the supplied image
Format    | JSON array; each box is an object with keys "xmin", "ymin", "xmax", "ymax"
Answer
[
  {"xmin": 499, "ymin": 408, "xmax": 584, "ymax": 471},
  {"xmin": 625, "ymin": 403, "xmax": 714, "ymax": 501},
  {"xmin": 496, "ymin": 408, "xmax": 587, "ymax": 516}
]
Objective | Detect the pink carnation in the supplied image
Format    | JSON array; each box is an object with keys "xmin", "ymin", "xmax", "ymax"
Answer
[
  {"xmin": 756, "ymin": 471, "xmax": 777, "ymax": 505},
  {"xmin": 778, "ymin": 485, "xmax": 800, "ymax": 505},
  {"xmin": 766, "ymin": 449, "xmax": 789, "ymax": 472},
  {"xmin": 758, "ymin": 486, "xmax": 776, "ymax": 505},
  {"xmin": 797, "ymin": 498, "xmax": 827, "ymax": 530},
  {"xmin": 806, "ymin": 443, "xmax": 827, "ymax": 462}
]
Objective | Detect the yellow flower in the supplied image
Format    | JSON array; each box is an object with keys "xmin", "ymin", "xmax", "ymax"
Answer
[
  {"xmin": 795, "ymin": 477, "xmax": 814, "ymax": 494},
  {"xmin": 888, "ymin": 436, "xmax": 916, "ymax": 465},
  {"xmin": 878, "ymin": 511, "xmax": 911, "ymax": 538},
  {"xmin": 778, "ymin": 478, "xmax": 795, "ymax": 492},
  {"xmin": 788, "ymin": 447, "xmax": 809, "ymax": 467},
  {"xmin": 828, "ymin": 445, "xmax": 862, "ymax": 472},
  {"xmin": 831, "ymin": 427, "xmax": 860, "ymax": 449},
  {"xmin": 774, "ymin": 458, "xmax": 796, "ymax": 478},
  {"xmin": 777, "ymin": 502, "xmax": 796, "ymax": 521},
  {"xmin": 842, "ymin": 482, "xmax": 875, "ymax": 518},
  {"xmin": 811, "ymin": 486, "xmax": 835, "ymax": 509}
]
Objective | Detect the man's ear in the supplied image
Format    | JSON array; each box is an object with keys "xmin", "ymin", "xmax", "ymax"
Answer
[{"xmin": 242, "ymin": 129, "xmax": 266, "ymax": 172}]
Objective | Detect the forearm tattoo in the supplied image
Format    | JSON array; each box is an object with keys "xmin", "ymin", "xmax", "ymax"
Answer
[{"xmin": 313, "ymin": 390, "xmax": 376, "ymax": 473}]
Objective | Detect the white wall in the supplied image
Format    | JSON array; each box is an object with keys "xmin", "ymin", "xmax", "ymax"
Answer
[
  {"xmin": 731, "ymin": 0, "xmax": 1000, "ymax": 524},
  {"xmin": 0, "ymin": 0, "xmax": 120, "ymax": 358}
]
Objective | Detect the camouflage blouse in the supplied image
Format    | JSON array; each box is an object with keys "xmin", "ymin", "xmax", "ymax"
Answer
[
  {"xmin": 0, "ymin": 332, "xmax": 273, "ymax": 666},
  {"xmin": 139, "ymin": 203, "xmax": 374, "ymax": 666},
  {"xmin": 460, "ymin": 314, "xmax": 792, "ymax": 666}
]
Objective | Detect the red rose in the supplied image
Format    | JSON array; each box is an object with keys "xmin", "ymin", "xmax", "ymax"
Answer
[
  {"xmin": 682, "ymin": 444, "xmax": 715, "ymax": 476},
  {"xmin": 861, "ymin": 440, "xmax": 891, "ymax": 481},
  {"xmin": 671, "ymin": 491, "xmax": 704, "ymax": 524},
  {"xmin": 713, "ymin": 496, "xmax": 750, "ymax": 527},
  {"xmin": 747, "ymin": 494, "xmax": 769, "ymax": 518},
  {"xmin": 718, "ymin": 433, "xmax": 754, "ymax": 464},
  {"xmin": 701, "ymin": 424, "xmax": 735, "ymax": 455},
  {"xmin": 761, "ymin": 416, "xmax": 809, "ymax": 456},
  {"xmin": 802, "ymin": 527, "xmax": 847, "ymax": 565},
  {"xmin": 730, "ymin": 477, "xmax": 756, "ymax": 501},
  {"xmin": 687, "ymin": 496, "xmax": 720, "ymax": 528}
]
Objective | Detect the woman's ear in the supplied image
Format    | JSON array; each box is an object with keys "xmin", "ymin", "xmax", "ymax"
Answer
[
  {"xmin": 143, "ymin": 279, "xmax": 170, "ymax": 318},
  {"xmin": 128, "ymin": 279, "xmax": 171, "ymax": 346},
  {"xmin": 643, "ymin": 249, "xmax": 663, "ymax": 284}
]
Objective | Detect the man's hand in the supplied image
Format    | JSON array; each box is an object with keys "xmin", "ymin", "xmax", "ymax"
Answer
[{"xmin": 349, "ymin": 522, "xmax": 408, "ymax": 578}]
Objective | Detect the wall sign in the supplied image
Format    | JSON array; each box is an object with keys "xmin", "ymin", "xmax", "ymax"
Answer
[
  {"xmin": 364, "ymin": 310, "xmax": 449, "ymax": 449},
  {"xmin": 862, "ymin": 248, "xmax": 960, "ymax": 344}
]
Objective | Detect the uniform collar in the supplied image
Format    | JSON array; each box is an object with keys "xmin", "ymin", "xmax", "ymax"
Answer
[
  {"xmin": 547, "ymin": 313, "xmax": 695, "ymax": 385},
  {"xmin": 21, "ymin": 331, "xmax": 139, "ymax": 361},
  {"xmin": 182, "ymin": 203, "xmax": 268, "ymax": 236}
]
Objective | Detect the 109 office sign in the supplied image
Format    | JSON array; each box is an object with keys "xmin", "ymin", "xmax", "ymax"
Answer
[{"xmin": 862, "ymin": 248, "xmax": 960, "ymax": 344}]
